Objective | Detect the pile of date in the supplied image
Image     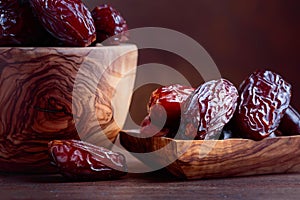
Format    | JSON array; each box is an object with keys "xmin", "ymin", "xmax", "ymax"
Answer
[
  {"xmin": 0, "ymin": 0, "xmax": 129, "ymax": 181},
  {"xmin": 2, "ymin": 1, "xmax": 299, "ymax": 182},
  {"xmin": 0, "ymin": 0, "xmax": 128, "ymax": 46},
  {"xmin": 140, "ymin": 69, "xmax": 300, "ymax": 141},
  {"xmin": 49, "ymin": 69, "xmax": 300, "ymax": 181}
]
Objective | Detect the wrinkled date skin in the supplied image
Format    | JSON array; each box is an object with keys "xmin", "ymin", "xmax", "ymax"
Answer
[
  {"xmin": 92, "ymin": 4, "xmax": 128, "ymax": 44},
  {"xmin": 49, "ymin": 140, "xmax": 127, "ymax": 181},
  {"xmin": 278, "ymin": 105, "xmax": 300, "ymax": 136},
  {"xmin": 0, "ymin": 8, "xmax": 22, "ymax": 45},
  {"xmin": 0, "ymin": 0, "xmax": 52, "ymax": 46},
  {"xmin": 29, "ymin": 0, "xmax": 96, "ymax": 47},
  {"xmin": 0, "ymin": 0, "xmax": 19, "ymax": 8},
  {"xmin": 178, "ymin": 79, "xmax": 238, "ymax": 140},
  {"xmin": 232, "ymin": 70, "xmax": 291, "ymax": 140},
  {"xmin": 140, "ymin": 84, "xmax": 194, "ymax": 138}
]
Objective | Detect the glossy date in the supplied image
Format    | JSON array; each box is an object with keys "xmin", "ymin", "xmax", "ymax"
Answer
[
  {"xmin": 29, "ymin": 0, "xmax": 96, "ymax": 47},
  {"xmin": 49, "ymin": 140, "xmax": 127, "ymax": 181},
  {"xmin": 232, "ymin": 70, "xmax": 291, "ymax": 140},
  {"xmin": 0, "ymin": 0, "xmax": 51, "ymax": 46},
  {"xmin": 178, "ymin": 79, "xmax": 238, "ymax": 140},
  {"xmin": 92, "ymin": 4, "xmax": 128, "ymax": 44},
  {"xmin": 140, "ymin": 84, "xmax": 194, "ymax": 138},
  {"xmin": 278, "ymin": 105, "xmax": 300, "ymax": 136}
]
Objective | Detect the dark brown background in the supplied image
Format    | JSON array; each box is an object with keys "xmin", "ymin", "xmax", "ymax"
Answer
[{"xmin": 84, "ymin": 0, "xmax": 300, "ymax": 125}]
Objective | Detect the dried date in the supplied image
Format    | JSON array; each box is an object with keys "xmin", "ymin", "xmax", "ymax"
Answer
[
  {"xmin": 232, "ymin": 70, "xmax": 291, "ymax": 140},
  {"xmin": 91, "ymin": 4, "xmax": 128, "ymax": 44},
  {"xmin": 140, "ymin": 84, "xmax": 194, "ymax": 138},
  {"xmin": 0, "ymin": 1, "xmax": 51, "ymax": 46},
  {"xmin": 0, "ymin": 8, "xmax": 22, "ymax": 46},
  {"xmin": 49, "ymin": 140, "xmax": 127, "ymax": 181},
  {"xmin": 29, "ymin": 0, "xmax": 96, "ymax": 47},
  {"xmin": 140, "ymin": 115, "xmax": 167, "ymax": 137},
  {"xmin": 178, "ymin": 79, "xmax": 238, "ymax": 140},
  {"xmin": 277, "ymin": 105, "xmax": 300, "ymax": 136},
  {"xmin": 0, "ymin": 0, "xmax": 19, "ymax": 9}
]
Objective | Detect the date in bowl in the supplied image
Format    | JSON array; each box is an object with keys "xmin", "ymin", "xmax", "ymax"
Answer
[{"xmin": 0, "ymin": 44, "xmax": 137, "ymax": 173}]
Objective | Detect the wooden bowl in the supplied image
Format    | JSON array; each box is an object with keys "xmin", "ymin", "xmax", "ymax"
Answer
[
  {"xmin": 120, "ymin": 130, "xmax": 300, "ymax": 179},
  {"xmin": 0, "ymin": 44, "xmax": 137, "ymax": 173}
]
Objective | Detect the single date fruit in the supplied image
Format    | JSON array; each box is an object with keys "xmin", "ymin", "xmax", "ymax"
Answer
[
  {"xmin": 92, "ymin": 4, "xmax": 128, "ymax": 44},
  {"xmin": 49, "ymin": 140, "xmax": 127, "ymax": 181},
  {"xmin": 140, "ymin": 84, "xmax": 194, "ymax": 138},
  {"xmin": 0, "ymin": 8, "xmax": 22, "ymax": 46},
  {"xmin": 231, "ymin": 70, "xmax": 291, "ymax": 140},
  {"xmin": 140, "ymin": 115, "xmax": 166, "ymax": 137},
  {"xmin": 178, "ymin": 79, "xmax": 238, "ymax": 140},
  {"xmin": 0, "ymin": 1, "xmax": 50, "ymax": 46},
  {"xmin": 29, "ymin": 0, "xmax": 96, "ymax": 47},
  {"xmin": 278, "ymin": 105, "xmax": 300, "ymax": 136}
]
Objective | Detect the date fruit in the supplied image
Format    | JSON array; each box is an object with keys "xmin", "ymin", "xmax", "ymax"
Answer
[
  {"xmin": 278, "ymin": 105, "xmax": 300, "ymax": 136},
  {"xmin": 178, "ymin": 79, "xmax": 238, "ymax": 140},
  {"xmin": 0, "ymin": 0, "xmax": 18, "ymax": 9},
  {"xmin": 231, "ymin": 70, "xmax": 291, "ymax": 140},
  {"xmin": 0, "ymin": 8, "xmax": 22, "ymax": 46},
  {"xmin": 140, "ymin": 84, "xmax": 194, "ymax": 138},
  {"xmin": 29, "ymin": 0, "xmax": 96, "ymax": 47},
  {"xmin": 0, "ymin": 1, "xmax": 51, "ymax": 46},
  {"xmin": 140, "ymin": 115, "xmax": 166, "ymax": 137},
  {"xmin": 92, "ymin": 4, "xmax": 128, "ymax": 44},
  {"xmin": 49, "ymin": 140, "xmax": 127, "ymax": 181}
]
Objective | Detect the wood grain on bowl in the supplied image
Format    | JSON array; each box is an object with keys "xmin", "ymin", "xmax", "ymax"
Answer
[
  {"xmin": 0, "ymin": 45, "xmax": 137, "ymax": 173},
  {"xmin": 120, "ymin": 130, "xmax": 300, "ymax": 179}
]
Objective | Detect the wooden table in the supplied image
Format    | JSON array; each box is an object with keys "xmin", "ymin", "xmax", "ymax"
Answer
[{"xmin": 1, "ymin": 171, "xmax": 300, "ymax": 200}]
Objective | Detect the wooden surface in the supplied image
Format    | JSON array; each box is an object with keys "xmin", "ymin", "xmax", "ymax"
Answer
[
  {"xmin": 0, "ymin": 45, "xmax": 137, "ymax": 173},
  {"xmin": 120, "ymin": 131, "xmax": 300, "ymax": 179},
  {"xmin": 1, "ymin": 171, "xmax": 300, "ymax": 200},
  {"xmin": 1, "ymin": 136, "xmax": 300, "ymax": 199}
]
